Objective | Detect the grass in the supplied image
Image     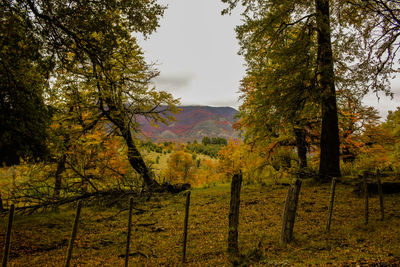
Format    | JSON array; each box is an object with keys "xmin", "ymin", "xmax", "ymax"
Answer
[{"xmin": 1, "ymin": 181, "xmax": 400, "ymax": 266}]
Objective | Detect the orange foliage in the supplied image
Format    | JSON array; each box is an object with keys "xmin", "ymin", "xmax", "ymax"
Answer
[
  {"xmin": 217, "ymin": 139, "xmax": 244, "ymax": 178},
  {"xmin": 161, "ymin": 149, "xmax": 224, "ymax": 187},
  {"xmin": 162, "ymin": 150, "xmax": 195, "ymax": 184},
  {"xmin": 68, "ymin": 125, "xmax": 130, "ymax": 188},
  {"xmin": 193, "ymin": 159, "xmax": 222, "ymax": 186}
]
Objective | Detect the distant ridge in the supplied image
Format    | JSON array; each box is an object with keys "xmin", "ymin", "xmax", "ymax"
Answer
[{"xmin": 139, "ymin": 105, "xmax": 239, "ymax": 142}]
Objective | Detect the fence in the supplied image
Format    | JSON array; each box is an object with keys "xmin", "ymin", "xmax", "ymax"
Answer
[{"xmin": 1, "ymin": 172, "xmax": 389, "ymax": 266}]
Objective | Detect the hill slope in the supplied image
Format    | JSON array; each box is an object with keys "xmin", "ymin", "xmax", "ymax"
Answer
[{"xmin": 139, "ymin": 106, "xmax": 239, "ymax": 142}]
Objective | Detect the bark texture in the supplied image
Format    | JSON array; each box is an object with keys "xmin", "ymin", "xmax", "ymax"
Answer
[{"xmin": 315, "ymin": 0, "xmax": 341, "ymax": 180}]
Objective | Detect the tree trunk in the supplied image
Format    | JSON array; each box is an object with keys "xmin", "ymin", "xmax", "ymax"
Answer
[
  {"xmin": 315, "ymin": 0, "xmax": 341, "ymax": 181},
  {"xmin": 120, "ymin": 125, "xmax": 158, "ymax": 189},
  {"xmin": 101, "ymin": 99, "xmax": 158, "ymax": 189},
  {"xmin": 294, "ymin": 128, "xmax": 307, "ymax": 169}
]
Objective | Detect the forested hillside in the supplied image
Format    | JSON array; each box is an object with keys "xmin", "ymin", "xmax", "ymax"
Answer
[{"xmin": 138, "ymin": 106, "xmax": 239, "ymax": 142}]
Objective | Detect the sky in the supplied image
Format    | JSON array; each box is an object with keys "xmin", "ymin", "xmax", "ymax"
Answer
[
  {"xmin": 139, "ymin": 0, "xmax": 400, "ymax": 120},
  {"xmin": 138, "ymin": 0, "xmax": 244, "ymax": 108}
]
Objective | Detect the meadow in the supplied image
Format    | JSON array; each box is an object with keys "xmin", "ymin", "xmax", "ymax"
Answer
[{"xmin": 2, "ymin": 179, "xmax": 400, "ymax": 266}]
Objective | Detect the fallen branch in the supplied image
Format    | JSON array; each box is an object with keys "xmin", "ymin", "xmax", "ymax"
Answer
[
  {"xmin": 0, "ymin": 182, "xmax": 190, "ymax": 215},
  {"xmin": 0, "ymin": 190, "xmax": 135, "ymax": 215}
]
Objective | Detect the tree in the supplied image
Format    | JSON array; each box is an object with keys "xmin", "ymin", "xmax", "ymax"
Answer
[
  {"xmin": 7, "ymin": 0, "xmax": 179, "ymax": 189},
  {"xmin": 202, "ymin": 136, "xmax": 211, "ymax": 146},
  {"xmin": 234, "ymin": 20, "xmax": 318, "ymax": 172},
  {"xmin": 346, "ymin": 0, "xmax": 400, "ymax": 93},
  {"xmin": 315, "ymin": 0, "xmax": 340, "ymax": 179},
  {"xmin": 382, "ymin": 107, "xmax": 400, "ymax": 171},
  {"xmin": 337, "ymin": 89, "xmax": 381, "ymax": 162},
  {"xmin": 222, "ymin": 0, "xmax": 397, "ymax": 180},
  {"xmin": 163, "ymin": 150, "xmax": 195, "ymax": 184},
  {"xmin": 383, "ymin": 107, "xmax": 400, "ymax": 138},
  {"xmin": 218, "ymin": 139, "xmax": 244, "ymax": 179},
  {"xmin": 47, "ymin": 100, "xmax": 132, "ymax": 199},
  {"xmin": 0, "ymin": 6, "xmax": 51, "ymax": 165},
  {"xmin": 54, "ymin": 37, "xmax": 179, "ymax": 189},
  {"xmin": 222, "ymin": 0, "xmax": 336, "ymax": 178}
]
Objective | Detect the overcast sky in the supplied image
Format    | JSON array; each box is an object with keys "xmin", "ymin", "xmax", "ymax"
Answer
[{"xmin": 139, "ymin": 0, "xmax": 400, "ymax": 120}]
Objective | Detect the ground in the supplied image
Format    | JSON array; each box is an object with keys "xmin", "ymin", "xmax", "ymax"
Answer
[{"xmin": 1, "ymin": 181, "xmax": 400, "ymax": 266}]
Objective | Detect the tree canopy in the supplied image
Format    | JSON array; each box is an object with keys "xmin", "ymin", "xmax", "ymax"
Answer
[
  {"xmin": 222, "ymin": 0, "xmax": 400, "ymax": 180},
  {"xmin": 0, "ymin": 6, "xmax": 51, "ymax": 165},
  {"xmin": 2, "ymin": 0, "xmax": 179, "ymax": 188}
]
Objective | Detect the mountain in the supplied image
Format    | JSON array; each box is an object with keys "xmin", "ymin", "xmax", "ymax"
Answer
[{"xmin": 139, "ymin": 106, "xmax": 240, "ymax": 142}]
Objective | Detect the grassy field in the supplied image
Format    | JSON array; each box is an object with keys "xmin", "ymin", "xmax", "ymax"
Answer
[{"xmin": 1, "ymin": 181, "xmax": 400, "ymax": 266}]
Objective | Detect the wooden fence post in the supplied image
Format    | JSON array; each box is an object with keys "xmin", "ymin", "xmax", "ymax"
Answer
[
  {"xmin": 362, "ymin": 175, "xmax": 369, "ymax": 225},
  {"xmin": 125, "ymin": 197, "xmax": 134, "ymax": 267},
  {"xmin": 376, "ymin": 170, "xmax": 384, "ymax": 221},
  {"xmin": 228, "ymin": 173, "xmax": 242, "ymax": 258},
  {"xmin": 64, "ymin": 201, "xmax": 82, "ymax": 267},
  {"xmin": 182, "ymin": 191, "xmax": 191, "ymax": 263},
  {"xmin": 0, "ymin": 193, "xmax": 4, "ymax": 212},
  {"xmin": 281, "ymin": 179, "xmax": 302, "ymax": 245},
  {"xmin": 326, "ymin": 178, "xmax": 337, "ymax": 232},
  {"xmin": 2, "ymin": 204, "xmax": 14, "ymax": 267}
]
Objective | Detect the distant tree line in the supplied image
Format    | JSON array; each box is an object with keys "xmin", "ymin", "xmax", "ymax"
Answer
[
  {"xmin": 185, "ymin": 137, "xmax": 228, "ymax": 158},
  {"xmin": 141, "ymin": 141, "xmax": 163, "ymax": 154},
  {"xmin": 201, "ymin": 137, "xmax": 228, "ymax": 146}
]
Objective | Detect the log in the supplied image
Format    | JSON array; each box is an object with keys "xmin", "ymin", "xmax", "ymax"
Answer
[
  {"xmin": 159, "ymin": 183, "xmax": 191, "ymax": 194},
  {"xmin": 0, "ymin": 186, "xmax": 191, "ymax": 215},
  {"xmin": 1, "ymin": 190, "xmax": 129, "ymax": 214}
]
